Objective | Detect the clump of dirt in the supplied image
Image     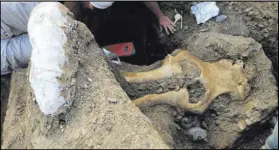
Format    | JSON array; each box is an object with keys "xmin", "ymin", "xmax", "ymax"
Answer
[{"xmin": 188, "ymin": 81, "xmax": 206, "ymax": 104}]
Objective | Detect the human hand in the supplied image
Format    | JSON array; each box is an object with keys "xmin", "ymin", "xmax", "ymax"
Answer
[{"xmin": 158, "ymin": 15, "xmax": 176, "ymax": 35}]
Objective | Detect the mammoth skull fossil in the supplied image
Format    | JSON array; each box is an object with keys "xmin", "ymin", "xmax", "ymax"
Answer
[{"xmin": 122, "ymin": 50, "xmax": 250, "ymax": 114}]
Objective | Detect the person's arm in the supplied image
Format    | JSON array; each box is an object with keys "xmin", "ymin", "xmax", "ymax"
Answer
[
  {"xmin": 143, "ymin": 2, "xmax": 164, "ymax": 19},
  {"xmin": 143, "ymin": 2, "xmax": 176, "ymax": 35}
]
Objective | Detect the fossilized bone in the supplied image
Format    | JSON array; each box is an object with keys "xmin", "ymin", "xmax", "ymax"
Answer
[{"xmin": 123, "ymin": 50, "xmax": 250, "ymax": 114}]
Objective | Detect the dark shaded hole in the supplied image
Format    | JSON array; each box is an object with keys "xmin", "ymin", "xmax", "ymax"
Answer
[
  {"xmin": 232, "ymin": 118, "xmax": 274, "ymax": 149},
  {"xmin": 70, "ymin": 2, "xmax": 178, "ymax": 66},
  {"xmin": 188, "ymin": 81, "xmax": 206, "ymax": 104},
  {"xmin": 1, "ymin": 75, "xmax": 11, "ymax": 145}
]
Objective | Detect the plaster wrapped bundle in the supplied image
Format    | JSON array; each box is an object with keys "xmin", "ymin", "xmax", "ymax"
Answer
[{"xmin": 28, "ymin": 2, "xmax": 79, "ymax": 115}]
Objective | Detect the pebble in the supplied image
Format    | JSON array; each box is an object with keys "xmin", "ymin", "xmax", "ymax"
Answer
[
  {"xmin": 258, "ymin": 24, "xmax": 264, "ymax": 28},
  {"xmin": 174, "ymin": 85, "xmax": 180, "ymax": 91},
  {"xmin": 262, "ymin": 28, "xmax": 269, "ymax": 33},
  {"xmin": 248, "ymin": 11, "xmax": 253, "ymax": 17},
  {"xmin": 238, "ymin": 120, "xmax": 247, "ymax": 131},
  {"xmin": 245, "ymin": 119, "xmax": 253, "ymax": 126},
  {"xmin": 108, "ymin": 98, "xmax": 118, "ymax": 104},
  {"xmin": 87, "ymin": 78, "xmax": 93, "ymax": 82},
  {"xmin": 184, "ymin": 26, "xmax": 189, "ymax": 32},
  {"xmin": 200, "ymin": 28, "xmax": 209, "ymax": 32},
  {"xmin": 263, "ymin": 33, "xmax": 269, "ymax": 38},
  {"xmin": 155, "ymin": 88, "xmax": 163, "ymax": 93},
  {"xmin": 83, "ymin": 84, "xmax": 88, "ymax": 89},
  {"xmin": 187, "ymin": 127, "xmax": 208, "ymax": 142},
  {"xmin": 215, "ymin": 15, "xmax": 227, "ymax": 22},
  {"xmin": 180, "ymin": 116, "xmax": 200, "ymax": 129},
  {"xmin": 244, "ymin": 7, "xmax": 253, "ymax": 13},
  {"xmin": 176, "ymin": 115, "xmax": 183, "ymax": 120},
  {"xmin": 172, "ymin": 111, "xmax": 178, "ymax": 116}
]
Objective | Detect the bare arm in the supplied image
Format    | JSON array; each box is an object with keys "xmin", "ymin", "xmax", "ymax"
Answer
[
  {"xmin": 143, "ymin": 2, "xmax": 176, "ymax": 35},
  {"xmin": 143, "ymin": 2, "xmax": 164, "ymax": 19}
]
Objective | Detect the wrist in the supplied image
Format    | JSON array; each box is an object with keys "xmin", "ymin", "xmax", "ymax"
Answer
[{"xmin": 156, "ymin": 13, "xmax": 164, "ymax": 19}]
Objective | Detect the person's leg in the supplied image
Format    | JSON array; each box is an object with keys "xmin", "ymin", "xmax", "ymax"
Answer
[
  {"xmin": 262, "ymin": 121, "xmax": 278, "ymax": 149},
  {"xmin": 1, "ymin": 34, "xmax": 32, "ymax": 75}
]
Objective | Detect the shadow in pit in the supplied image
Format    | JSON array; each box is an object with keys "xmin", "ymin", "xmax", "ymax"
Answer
[
  {"xmin": 81, "ymin": 2, "xmax": 179, "ymax": 66},
  {"xmin": 232, "ymin": 112, "xmax": 277, "ymax": 149},
  {"xmin": 1, "ymin": 74, "xmax": 11, "ymax": 145}
]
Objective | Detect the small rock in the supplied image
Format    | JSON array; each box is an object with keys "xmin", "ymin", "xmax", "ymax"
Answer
[
  {"xmin": 71, "ymin": 78, "xmax": 76, "ymax": 85},
  {"xmin": 263, "ymin": 33, "xmax": 269, "ymax": 38},
  {"xmin": 83, "ymin": 84, "xmax": 88, "ymax": 89},
  {"xmin": 262, "ymin": 28, "xmax": 269, "ymax": 33},
  {"xmin": 169, "ymin": 84, "xmax": 175, "ymax": 89},
  {"xmin": 215, "ymin": 15, "xmax": 227, "ymax": 22},
  {"xmin": 238, "ymin": 120, "xmax": 247, "ymax": 131},
  {"xmin": 47, "ymin": 124, "xmax": 52, "ymax": 130},
  {"xmin": 184, "ymin": 26, "xmax": 189, "ymax": 32},
  {"xmin": 248, "ymin": 11, "xmax": 253, "ymax": 17},
  {"xmin": 244, "ymin": 7, "xmax": 253, "ymax": 13},
  {"xmin": 258, "ymin": 24, "xmax": 264, "ymax": 28},
  {"xmin": 176, "ymin": 115, "xmax": 183, "ymax": 120},
  {"xmin": 180, "ymin": 116, "xmax": 200, "ymax": 129},
  {"xmin": 174, "ymin": 85, "xmax": 180, "ymax": 91},
  {"xmin": 155, "ymin": 88, "xmax": 163, "ymax": 93},
  {"xmin": 87, "ymin": 78, "xmax": 93, "ymax": 82},
  {"xmin": 108, "ymin": 98, "xmax": 118, "ymax": 104},
  {"xmin": 201, "ymin": 121, "xmax": 207, "ymax": 129},
  {"xmin": 187, "ymin": 127, "xmax": 208, "ymax": 142},
  {"xmin": 172, "ymin": 111, "xmax": 178, "ymax": 116},
  {"xmin": 200, "ymin": 28, "xmax": 209, "ymax": 32},
  {"xmin": 175, "ymin": 124, "xmax": 182, "ymax": 130},
  {"xmin": 245, "ymin": 119, "xmax": 253, "ymax": 126}
]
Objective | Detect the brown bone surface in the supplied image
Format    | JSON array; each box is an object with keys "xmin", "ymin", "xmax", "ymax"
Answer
[{"xmin": 123, "ymin": 50, "xmax": 250, "ymax": 114}]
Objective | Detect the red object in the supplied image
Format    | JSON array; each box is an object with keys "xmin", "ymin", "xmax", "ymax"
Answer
[{"xmin": 104, "ymin": 42, "xmax": 135, "ymax": 57}]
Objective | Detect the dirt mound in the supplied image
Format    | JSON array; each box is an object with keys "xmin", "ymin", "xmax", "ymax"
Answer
[
  {"xmin": 118, "ymin": 32, "xmax": 278, "ymax": 149},
  {"xmin": 159, "ymin": 2, "xmax": 278, "ymax": 82},
  {"xmin": 1, "ymin": 3, "xmax": 169, "ymax": 149}
]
